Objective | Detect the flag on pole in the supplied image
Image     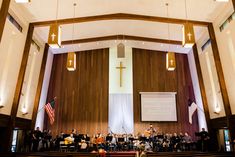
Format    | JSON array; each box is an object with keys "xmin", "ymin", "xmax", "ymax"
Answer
[
  {"xmin": 45, "ymin": 98, "xmax": 56, "ymax": 125},
  {"xmin": 188, "ymin": 102, "xmax": 197, "ymax": 124}
]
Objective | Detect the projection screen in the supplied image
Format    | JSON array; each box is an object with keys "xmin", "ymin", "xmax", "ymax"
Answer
[{"xmin": 140, "ymin": 92, "xmax": 177, "ymax": 122}]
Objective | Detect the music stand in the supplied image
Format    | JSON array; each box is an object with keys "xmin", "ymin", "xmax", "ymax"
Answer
[
  {"xmin": 129, "ymin": 137, "xmax": 134, "ymax": 142},
  {"xmin": 157, "ymin": 135, "xmax": 164, "ymax": 139},
  {"xmin": 140, "ymin": 136, "xmax": 147, "ymax": 142},
  {"xmin": 85, "ymin": 136, "xmax": 90, "ymax": 142},
  {"xmin": 118, "ymin": 137, "xmax": 125, "ymax": 142},
  {"xmin": 106, "ymin": 136, "xmax": 113, "ymax": 142},
  {"xmin": 195, "ymin": 132, "xmax": 201, "ymax": 137},
  {"xmin": 63, "ymin": 134, "xmax": 69, "ymax": 139}
]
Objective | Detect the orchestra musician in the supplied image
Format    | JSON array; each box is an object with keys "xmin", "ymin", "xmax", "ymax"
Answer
[
  {"xmin": 117, "ymin": 134, "xmax": 126, "ymax": 151},
  {"xmin": 144, "ymin": 124, "xmax": 157, "ymax": 138},
  {"xmin": 182, "ymin": 132, "xmax": 192, "ymax": 151},
  {"xmin": 96, "ymin": 133, "xmax": 105, "ymax": 149},
  {"xmin": 171, "ymin": 133, "xmax": 180, "ymax": 152},
  {"xmin": 64, "ymin": 133, "xmax": 75, "ymax": 144},
  {"xmin": 50, "ymin": 130, "xmax": 200, "ymax": 153}
]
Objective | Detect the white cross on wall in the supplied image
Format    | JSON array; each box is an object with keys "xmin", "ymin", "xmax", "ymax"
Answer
[
  {"xmin": 187, "ymin": 33, "xmax": 192, "ymax": 41},
  {"xmin": 69, "ymin": 60, "xmax": 72, "ymax": 66},
  {"xmin": 51, "ymin": 33, "xmax": 56, "ymax": 41}
]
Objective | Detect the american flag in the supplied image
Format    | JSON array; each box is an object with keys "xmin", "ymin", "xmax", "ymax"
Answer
[{"xmin": 45, "ymin": 99, "xmax": 55, "ymax": 125}]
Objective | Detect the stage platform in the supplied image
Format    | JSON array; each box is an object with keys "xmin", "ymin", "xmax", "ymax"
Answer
[{"xmin": 0, "ymin": 151, "xmax": 234, "ymax": 157}]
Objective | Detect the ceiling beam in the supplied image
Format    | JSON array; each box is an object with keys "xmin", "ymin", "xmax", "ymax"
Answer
[
  {"xmin": 31, "ymin": 44, "xmax": 49, "ymax": 130},
  {"xmin": 0, "ymin": 0, "xmax": 11, "ymax": 42},
  {"xmin": 32, "ymin": 13, "xmax": 210, "ymax": 27},
  {"xmin": 61, "ymin": 35, "xmax": 182, "ymax": 45},
  {"xmin": 232, "ymin": 0, "xmax": 235, "ymax": 11},
  {"xmin": 208, "ymin": 23, "xmax": 231, "ymax": 119}
]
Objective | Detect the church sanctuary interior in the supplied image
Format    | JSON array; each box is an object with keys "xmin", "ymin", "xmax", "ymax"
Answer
[{"xmin": 1, "ymin": 0, "xmax": 235, "ymax": 157}]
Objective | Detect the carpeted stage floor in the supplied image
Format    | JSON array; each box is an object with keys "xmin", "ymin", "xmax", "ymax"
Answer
[{"xmin": 0, "ymin": 151, "xmax": 234, "ymax": 157}]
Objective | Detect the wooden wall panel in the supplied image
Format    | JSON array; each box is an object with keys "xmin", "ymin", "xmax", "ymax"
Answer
[
  {"xmin": 45, "ymin": 48, "xmax": 109, "ymax": 136},
  {"xmin": 133, "ymin": 48, "xmax": 198, "ymax": 138}
]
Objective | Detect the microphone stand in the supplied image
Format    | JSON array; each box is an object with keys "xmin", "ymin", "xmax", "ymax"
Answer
[{"xmin": 108, "ymin": 126, "xmax": 114, "ymax": 135}]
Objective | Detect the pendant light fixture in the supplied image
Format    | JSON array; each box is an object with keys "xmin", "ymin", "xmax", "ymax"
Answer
[
  {"xmin": 117, "ymin": 35, "xmax": 125, "ymax": 58},
  {"xmin": 66, "ymin": 2, "xmax": 77, "ymax": 71},
  {"xmin": 182, "ymin": 0, "xmax": 195, "ymax": 48},
  {"xmin": 48, "ymin": 0, "xmax": 61, "ymax": 48},
  {"xmin": 166, "ymin": 3, "xmax": 176, "ymax": 71}
]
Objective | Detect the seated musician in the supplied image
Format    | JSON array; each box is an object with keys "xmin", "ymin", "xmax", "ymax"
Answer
[
  {"xmin": 78, "ymin": 134, "xmax": 89, "ymax": 151},
  {"xmin": 96, "ymin": 133, "xmax": 105, "ymax": 149},
  {"xmin": 105, "ymin": 133, "xmax": 115, "ymax": 151},
  {"xmin": 89, "ymin": 134, "xmax": 97, "ymax": 151},
  {"xmin": 182, "ymin": 132, "xmax": 192, "ymax": 151},
  {"xmin": 71, "ymin": 129, "xmax": 77, "ymax": 137},
  {"xmin": 79, "ymin": 139, "xmax": 88, "ymax": 151},
  {"xmin": 155, "ymin": 132, "xmax": 164, "ymax": 152},
  {"xmin": 171, "ymin": 133, "xmax": 180, "ymax": 151},
  {"xmin": 133, "ymin": 134, "xmax": 141, "ymax": 150},
  {"xmin": 64, "ymin": 133, "xmax": 75, "ymax": 144},
  {"xmin": 117, "ymin": 134, "xmax": 126, "ymax": 151},
  {"xmin": 127, "ymin": 134, "xmax": 134, "ymax": 150},
  {"xmin": 162, "ymin": 133, "xmax": 171, "ymax": 152}
]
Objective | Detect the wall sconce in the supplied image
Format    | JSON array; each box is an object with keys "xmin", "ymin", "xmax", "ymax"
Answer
[
  {"xmin": 21, "ymin": 105, "xmax": 28, "ymax": 115},
  {"xmin": 0, "ymin": 97, "xmax": 4, "ymax": 108},
  {"xmin": 214, "ymin": 103, "xmax": 221, "ymax": 114}
]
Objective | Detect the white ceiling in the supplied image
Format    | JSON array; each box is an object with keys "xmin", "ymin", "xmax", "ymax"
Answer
[
  {"xmin": 13, "ymin": 0, "xmax": 231, "ymax": 53},
  {"xmin": 17, "ymin": 0, "xmax": 229, "ymax": 22}
]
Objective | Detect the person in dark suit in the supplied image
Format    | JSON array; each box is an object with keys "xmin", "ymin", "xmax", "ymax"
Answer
[
  {"xmin": 32, "ymin": 127, "xmax": 42, "ymax": 152},
  {"xmin": 171, "ymin": 133, "xmax": 181, "ymax": 152},
  {"xmin": 199, "ymin": 128, "xmax": 209, "ymax": 151}
]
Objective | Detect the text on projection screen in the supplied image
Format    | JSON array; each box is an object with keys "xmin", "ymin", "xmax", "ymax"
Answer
[{"xmin": 140, "ymin": 92, "xmax": 177, "ymax": 121}]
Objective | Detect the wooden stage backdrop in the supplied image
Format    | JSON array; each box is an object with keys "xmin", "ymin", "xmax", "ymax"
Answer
[
  {"xmin": 45, "ymin": 48, "xmax": 109, "ymax": 136},
  {"xmin": 45, "ymin": 47, "xmax": 198, "ymax": 137},
  {"xmin": 133, "ymin": 48, "xmax": 198, "ymax": 138}
]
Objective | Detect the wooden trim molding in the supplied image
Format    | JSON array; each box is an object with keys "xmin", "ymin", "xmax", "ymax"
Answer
[
  {"xmin": 32, "ymin": 13, "xmax": 210, "ymax": 27},
  {"xmin": 192, "ymin": 45, "xmax": 211, "ymax": 131},
  {"xmin": 0, "ymin": 0, "xmax": 11, "ymax": 42},
  {"xmin": 207, "ymin": 23, "xmax": 232, "ymax": 118},
  {"xmin": 31, "ymin": 44, "xmax": 49, "ymax": 129},
  {"xmin": 62, "ymin": 35, "xmax": 182, "ymax": 45}
]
